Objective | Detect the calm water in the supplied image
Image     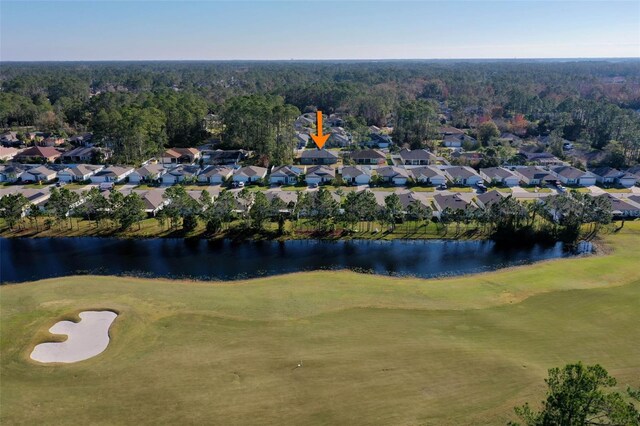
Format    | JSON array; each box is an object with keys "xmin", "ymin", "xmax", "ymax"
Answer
[{"xmin": 0, "ymin": 237, "xmax": 582, "ymax": 283}]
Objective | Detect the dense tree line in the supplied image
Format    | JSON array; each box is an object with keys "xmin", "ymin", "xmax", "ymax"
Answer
[{"xmin": 1, "ymin": 60, "xmax": 639, "ymax": 165}]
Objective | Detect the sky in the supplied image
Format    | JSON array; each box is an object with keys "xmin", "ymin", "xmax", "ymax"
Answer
[{"xmin": 1, "ymin": 1, "xmax": 639, "ymax": 61}]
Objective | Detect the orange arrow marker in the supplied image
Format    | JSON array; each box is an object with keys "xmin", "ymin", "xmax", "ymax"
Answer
[{"xmin": 310, "ymin": 110, "xmax": 330, "ymax": 149}]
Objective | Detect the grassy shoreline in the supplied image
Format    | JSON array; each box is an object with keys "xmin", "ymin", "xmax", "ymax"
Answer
[{"xmin": 1, "ymin": 223, "xmax": 639, "ymax": 424}]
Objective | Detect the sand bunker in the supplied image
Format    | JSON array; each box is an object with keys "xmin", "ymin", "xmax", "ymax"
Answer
[{"xmin": 30, "ymin": 311, "xmax": 117, "ymax": 364}]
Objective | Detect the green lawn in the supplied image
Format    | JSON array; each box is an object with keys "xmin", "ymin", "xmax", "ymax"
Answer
[{"xmin": 1, "ymin": 224, "xmax": 639, "ymax": 425}]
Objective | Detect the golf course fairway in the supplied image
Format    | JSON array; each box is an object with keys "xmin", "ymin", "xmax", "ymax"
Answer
[{"xmin": 2, "ymin": 223, "xmax": 639, "ymax": 425}]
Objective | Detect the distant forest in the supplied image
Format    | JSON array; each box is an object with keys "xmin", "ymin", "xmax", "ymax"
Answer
[{"xmin": 1, "ymin": 60, "xmax": 639, "ymax": 165}]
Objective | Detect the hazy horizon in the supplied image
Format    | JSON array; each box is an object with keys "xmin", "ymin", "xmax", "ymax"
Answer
[{"xmin": 1, "ymin": 1, "xmax": 639, "ymax": 61}]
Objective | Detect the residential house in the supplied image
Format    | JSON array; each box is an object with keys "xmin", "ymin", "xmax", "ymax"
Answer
[
  {"xmin": 39, "ymin": 136, "xmax": 65, "ymax": 147},
  {"xmin": 329, "ymin": 127, "xmax": 351, "ymax": 147},
  {"xmin": 626, "ymin": 165, "xmax": 640, "ymax": 180},
  {"xmin": 591, "ymin": 167, "xmax": 637, "ymax": 187},
  {"xmin": 67, "ymin": 133, "xmax": 94, "ymax": 146},
  {"xmin": 90, "ymin": 166, "xmax": 134, "ymax": 184},
  {"xmin": 161, "ymin": 148, "xmax": 201, "ymax": 165},
  {"xmin": 432, "ymin": 193, "xmax": 475, "ymax": 218},
  {"xmin": 349, "ymin": 149, "xmax": 386, "ymax": 165},
  {"xmin": 397, "ymin": 192, "xmax": 431, "ymax": 212},
  {"xmin": 140, "ymin": 190, "xmax": 169, "ymax": 217},
  {"xmin": 365, "ymin": 133, "xmax": 392, "ymax": 148},
  {"xmin": 0, "ymin": 147, "xmax": 19, "ymax": 161},
  {"xmin": 518, "ymin": 150, "xmax": 565, "ymax": 167},
  {"xmin": 398, "ymin": 148, "xmax": 435, "ymax": 166},
  {"xmin": 61, "ymin": 146, "xmax": 111, "ymax": 163},
  {"xmin": 129, "ymin": 164, "xmax": 167, "ymax": 184},
  {"xmin": 202, "ymin": 149, "xmax": 246, "ymax": 166},
  {"xmin": 552, "ymin": 166, "xmax": 597, "ymax": 187},
  {"xmin": 161, "ymin": 165, "xmax": 200, "ymax": 185},
  {"xmin": 513, "ymin": 166, "xmax": 556, "ymax": 186},
  {"xmin": 499, "ymin": 133, "xmax": 522, "ymax": 145},
  {"xmin": 0, "ymin": 164, "xmax": 27, "ymax": 182},
  {"xmin": 599, "ymin": 194, "xmax": 640, "ymax": 218},
  {"xmin": 410, "ymin": 166, "xmax": 447, "ymax": 186},
  {"xmin": 475, "ymin": 190, "xmax": 507, "ymax": 209},
  {"xmin": 479, "ymin": 167, "xmax": 521, "ymax": 187},
  {"xmin": 294, "ymin": 113, "xmax": 315, "ymax": 130},
  {"xmin": 305, "ymin": 165, "xmax": 335, "ymax": 185},
  {"xmin": 232, "ymin": 166, "xmax": 268, "ymax": 184},
  {"xmin": 0, "ymin": 131, "xmax": 20, "ymax": 146},
  {"xmin": 300, "ymin": 149, "xmax": 339, "ymax": 165},
  {"xmin": 341, "ymin": 166, "xmax": 371, "ymax": 185},
  {"xmin": 15, "ymin": 146, "xmax": 61, "ymax": 162},
  {"xmin": 23, "ymin": 189, "xmax": 52, "ymax": 211},
  {"xmin": 438, "ymin": 126, "xmax": 465, "ymax": 137},
  {"xmin": 21, "ymin": 166, "xmax": 57, "ymax": 183},
  {"xmin": 197, "ymin": 165, "xmax": 233, "ymax": 185},
  {"xmin": 265, "ymin": 191, "xmax": 298, "ymax": 213},
  {"xmin": 443, "ymin": 166, "xmax": 483, "ymax": 186},
  {"xmin": 295, "ymin": 132, "xmax": 310, "ymax": 149},
  {"xmin": 58, "ymin": 164, "xmax": 104, "ymax": 183},
  {"xmin": 269, "ymin": 165, "xmax": 303, "ymax": 185},
  {"xmin": 375, "ymin": 166, "xmax": 410, "ymax": 186}
]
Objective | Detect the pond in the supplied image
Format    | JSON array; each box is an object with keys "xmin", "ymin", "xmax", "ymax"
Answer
[{"xmin": 0, "ymin": 237, "xmax": 587, "ymax": 283}]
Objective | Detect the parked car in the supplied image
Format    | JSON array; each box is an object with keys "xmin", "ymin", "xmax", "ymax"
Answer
[
  {"xmin": 310, "ymin": 182, "xmax": 319, "ymax": 188},
  {"xmin": 437, "ymin": 184, "xmax": 447, "ymax": 190},
  {"xmin": 99, "ymin": 182, "xmax": 114, "ymax": 191}
]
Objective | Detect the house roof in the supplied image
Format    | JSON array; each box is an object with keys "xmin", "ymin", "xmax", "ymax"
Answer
[
  {"xmin": 61, "ymin": 146, "xmax": 97, "ymax": 158},
  {"xmin": 306, "ymin": 165, "xmax": 335, "ymax": 178},
  {"xmin": 301, "ymin": 149, "xmax": 339, "ymax": 159},
  {"xmin": 27, "ymin": 165, "xmax": 57, "ymax": 176},
  {"xmin": 438, "ymin": 126, "xmax": 465, "ymax": 135},
  {"xmin": 0, "ymin": 147, "xmax": 18, "ymax": 157},
  {"xmin": 271, "ymin": 165, "xmax": 302, "ymax": 178},
  {"xmin": 265, "ymin": 191, "xmax": 298, "ymax": 206},
  {"xmin": 397, "ymin": 192, "xmax": 429, "ymax": 210},
  {"xmin": 626, "ymin": 165, "xmax": 640, "ymax": 177},
  {"xmin": 376, "ymin": 166, "xmax": 410, "ymax": 179},
  {"xmin": 200, "ymin": 165, "xmax": 233, "ymax": 178},
  {"xmin": 61, "ymin": 164, "xmax": 102, "ymax": 177},
  {"xmin": 553, "ymin": 166, "xmax": 595, "ymax": 180},
  {"xmin": 591, "ymin": 167, "xmax": 623, "ymax": 179},
  {"xmin": 94, "ymin": 166, "xmax": 133, "ymax": 178},
  {"xmin": 349, "ymin": 149, "xmax": 386, "ymax": 160},
  {"xmin": 477, "ymin": 190, "xmax": 506, "ymax": 206},
  {"xmin": 0, "ymin": 164, "xmax": 27, "ymax": 175},
  {"xmin": 341, "ymin": 166, "xmax": 370, "ymax": 178},
  {"xmin": 434, "ymin": 194, "xmax": 474, "ymax": 211},
  {"xmin": 399, "ymin": 148, "xmax": 434, "ymax": 161},
  {"xmin": 235, "ymin": 166, "xmax": 267, "ymax": 178},
  {"xmin": 166, "ymin": 165, "xmax": 200, "ymax": 177},
  {"xmin": 411, "ymin": 166, "xmax": 445, "ymax": 179},
  {"xmin": 514, "ymin": 166, "xmax": 554, "ymax": 181},
  {"xmin": 134, "ymin": 164, "xmax": 165, "ymax": 177},
  {"xmin": 17, "ymin": 146, "xmax": 60, "ymax": 159},
  {"xmin": 444, "ymin": 166, "xmax": 481, "ymax": 180},
  {"xmin": 164, "ymin": 147, "xmax": 199, "ymax": 158},
  {"xmin": 480, "ymin": 167, "xmax": 519, "ymax": 180},
  {"xmin": 598, "ymin": 194, "xmax": 640, "ymax": 213}
]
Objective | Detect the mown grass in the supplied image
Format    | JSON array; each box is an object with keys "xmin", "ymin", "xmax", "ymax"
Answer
[{"xmin": 1, "ymin": 223, "xmax": 639, "ymax": 425}]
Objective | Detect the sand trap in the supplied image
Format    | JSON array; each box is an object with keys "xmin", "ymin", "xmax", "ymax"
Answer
[{"xmin": 30, "ymin": 311, "xmax": 117, "ymax": 364}]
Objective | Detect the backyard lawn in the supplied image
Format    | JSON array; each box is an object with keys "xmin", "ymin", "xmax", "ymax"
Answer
[{"xmin": 1, "ymin": 223, "xmax": 639, "ymax": 425}]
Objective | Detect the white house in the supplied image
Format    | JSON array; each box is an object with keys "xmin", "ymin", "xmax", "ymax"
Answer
[
  {"xmin": 513, "ymin": 166, "xmax": 555, "ymax": 186},
  {"xmin": 58, "ymin": 164, "xmax": 104, "ymax": 183},
  {"xmin": 305, "ymin": 165, "xmax": 335, "ymax": 185},
  {"xmin": 270, "ymin": 165, "xmax": 303, "ymax": 185},
  {"xmin": 161, "ymin": 165, "xmax": 200, "ymax": 185},
  {"xmin": 552, "ymin": 166, "xmax": 597, "ymax": 186},
  {"xmin": 479, "ymin": 167, "xmax": 521, "ymax": 187},
  {"xmin": 341, "ymin": 166, "xmax": 371, "ymax": 185},
  {"xmin": 410, "ymin": 166, "xmax": 447, "ymax": 186},
  {"xmin": 443, "ymin": 166, "xmax": 483, "ymax": 186},
  {"xmin": 0, "ymin": 164, "xmax": 27, "ymax": 182},
  {"xmin": 21, "ymin": 166, "xmax": 58, "ymax": 183},
  {"xmin": 90, "ymin": 166, "xmax": 134, "ymax": 184},
  {"xmin": 591, "ymin": 167, "xmax": 638, "ymax": 188},
  {"xmin": 232, "ymin": 166, "xmax": 268, "ymax": 184},
  {"xmin": 375, "ymin": 166, "xmax": 410, "ymax": 186},
  {"xmin": 129, "ymin": 164, "xmax": 167, "ymax": 184},
  {"xmin": 198, "ymin": 165, "xmax": 233, "ymax": 185}
]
